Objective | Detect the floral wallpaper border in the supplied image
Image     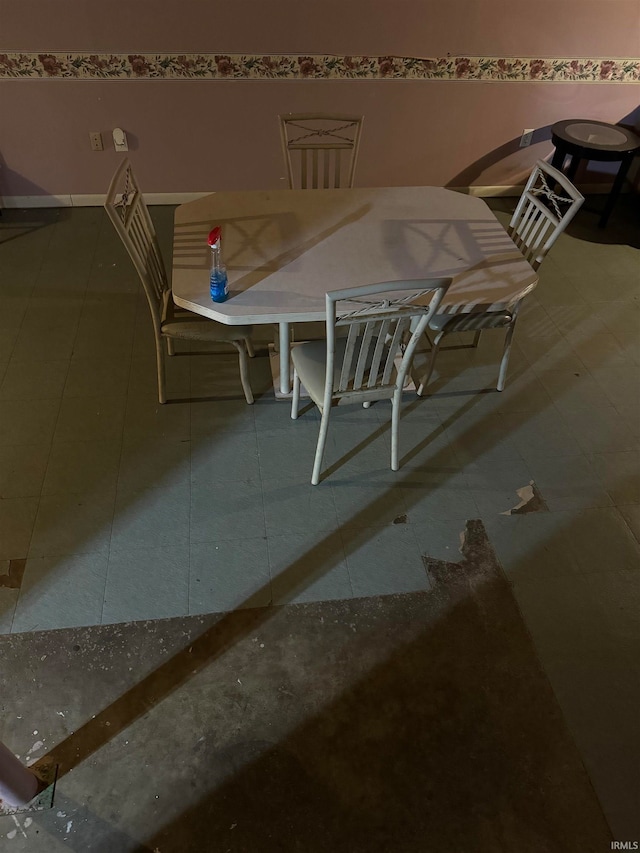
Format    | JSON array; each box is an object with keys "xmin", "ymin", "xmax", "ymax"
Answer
[{"xmin": 0, "ymin": 52, "xmax": 639, "ymax": 82}]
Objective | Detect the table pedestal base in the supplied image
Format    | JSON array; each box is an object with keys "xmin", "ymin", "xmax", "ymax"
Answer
[{"xmin": 268, "ymin": 344, "xmax": 310, "ymax": 400}]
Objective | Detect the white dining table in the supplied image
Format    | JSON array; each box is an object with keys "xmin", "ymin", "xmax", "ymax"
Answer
[{"xmin": 171, "ymin": 186, "xmax": 538, "ymax": 394}]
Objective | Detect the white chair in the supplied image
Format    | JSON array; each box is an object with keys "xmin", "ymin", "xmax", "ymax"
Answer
[
  {"xmin": 104, "ymin": 159, "xmax": 254, "ymax": 405},
  {"xmin": 417, "ymin": 160, "xmax": 584, "ymax": 394},
  {"xmin": 280, "ymin": 113, "xmax": 363, "ymax": 190},
  {"xmin": 291, "ymin": 279, "xmax": 451, "ymax": 484},
  {"xmin": 278, "ymin": 114, "xmax": 364, "ymax": 349}
]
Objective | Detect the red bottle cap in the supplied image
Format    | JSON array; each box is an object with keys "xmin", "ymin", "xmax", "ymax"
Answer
[{"xmin": 207, "ymin": 226, "xmax": 222, "ymax": 246}]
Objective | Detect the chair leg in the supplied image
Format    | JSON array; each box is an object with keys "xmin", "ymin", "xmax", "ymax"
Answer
[
  {"xmin": 244, "ymin": 337, "xmax": 254, "ymax": 358},
  {"xmin": 311, "ymin": 406, "xmax": 331, "ymax": 485},
  {"xmin": 497, "ymin": 320, "xmax": 516, "ymax": 392},
  {"xmin": 291, "ymin": 370, "xmax": 301, "ymax": 420},
  {"xmin": 420, "ymin": 329, "xmax": 433, "ymax": 352},
  {"xmin": 156, "ymin": 341, "xmax": 167, "ymax": 404},
  {"xmin": 391, "ymin": 389, "xmax": 401, "ymax": 471},
  {"xmin": 472, "ymin": 329, "xmax": 482, "ymax": 348},
  {"xmin": 166, "ymin": 338, "xmax": 175, "ymax": 356},
  {"xmin": 232, "ymin": 341, "xmax": 254, "ymax": 404},
  {"xmin": 417, "ymin": 331, "xmax": 445, "ymax": 396}
]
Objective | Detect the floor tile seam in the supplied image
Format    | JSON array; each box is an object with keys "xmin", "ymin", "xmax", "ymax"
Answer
[
  {"xmin": 51, "ymin": 216, "xmax": 103, "ymax": 294},
  {"xmin": 330, "ymin": 514, "xmax": 434, "ymax": 531},
  {"xmin": 188, "ymin": 501, "xmax": 268, "ymax": 547},
  {"xmin": 339, "ymin": 522, "xmax": 427, "ymax": 594},
  {"xmin": 559, "ymin": 327, "xmax": 627, "ymax": 355},
  {"xmin": 585, "ymin": 366, "xmax": 640, "ymax": 409},
  {"xmin": 522, "ymin": 360, "xmax": 587, "ymax": 382},
  {"xmin": 529, "ymin": 446, "xmax": 607, "ymax": 474},
  {"xmin": 255, "ymin": 437, "xmax": 271, "ymax": 576},
  {"xmin": 520, "ymin": 299, "xmax": 566, "ymax": 337},
  {"xmin": 599, "ymin": 320, "xmax": 640, "ymax": 347},
  {"xmin": 186, "ymin": 548, "xmax": 271, "ymax": 617},
  {"xmin": 186, "ymin": 389, "xmax": 198, "ymax": 617},
  {"xmin": 545, "ymin": 392, "xmax": 624, "ymax": 419},
  {"xmin": 609, "ymin": 497, "xmax": 640, "ymax": 509},
  {"xmin": 14, "ymin": 393, "xmax": 68, "ymax": 580},
  {"xmin": 264, "ymin": 532, "xmax": 332, "ymax": 604},
  {"xmin": 100, "ymin": 369, "xmax": 132, "ymax": 625},
  {"xmin": 39, "ymin": 475, "xmax": 122, "ymax": 503},
  {"xmin": 95, "ymin": 546, "xmax": 113, "ymax": 626},
  {"xmin": 2, "ymin": 589, "xmax": 18, "ymax": 635},
  {"xmin": 263, "ymin": 514, "xmax": 342, "ymax": 541},
  {"xmin": 441, "ymin": 421, "xmax": 532, "ymax": 472},
  {"xmin": 567, "ymin": 422, "xmax": 638, "ymax": 457},
  {"xmin": 584, "ymin": 448, "xmax": 640, "ymax": 468},
  {"xmin": 612, "ymin": 507, "xmax": 640, "ymax": 549},
  {"xmin": 244, "ymin": 532, "xmax": 274, "ymax": 609},
  {"xmin": 407, "ymin": 486, "xmax": 482, "ymax": 522},
  {"xmin": 2, "ymin": 234, "xmax": 52, "ymax": 362}
]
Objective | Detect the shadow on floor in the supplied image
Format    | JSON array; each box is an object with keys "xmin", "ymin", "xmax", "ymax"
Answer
[{"xmin": 1, "ymin": 521, "xmax": 612, "ymax": 852}]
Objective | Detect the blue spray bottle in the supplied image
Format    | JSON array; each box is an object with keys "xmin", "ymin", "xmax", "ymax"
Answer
[{"xmin": 207, "ymin": 226, "xmax": 229, "ymax": 303}]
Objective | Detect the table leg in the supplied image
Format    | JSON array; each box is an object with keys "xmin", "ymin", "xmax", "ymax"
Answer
[
  {"xmin": 599, "ymin": 153, "xmax": 634, "ymax": 228},
  {"xmin": 278, "ymin": 322, "xmax": 291, "ymax": 395},
  {"xmin": 550, "ymin": 146, "xmax": 566, "ymax": 173},
  {"xmin": 566, "ymin": 154, "xmax": 581, "ymax": 182}
]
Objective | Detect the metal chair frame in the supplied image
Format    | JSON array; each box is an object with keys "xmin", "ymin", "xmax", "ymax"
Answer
[
  {"xmin": 104, "ymin": 159, "xmax": 254, "ymax": 404},
  {"xmin": 417, "ymin": 160, "xmax": 584, "ymax": 394},
  {"xmin": 291, "ymin": 278, "xmax": 451, "ymax": 484}
]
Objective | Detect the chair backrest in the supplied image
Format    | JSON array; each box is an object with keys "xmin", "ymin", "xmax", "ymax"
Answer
[
  {"xmin": 280, "ymin": 113, "xmax": 363, "ymax": 189},
  {"xmin": 104, "ymin": 159, "xmax": 169, "ymax": 329},
  {"xmin": 323, "ymin": 279, "xmax": 451, "ymax": 408},
  {"xmin": 508, "ymin": 159, "xmax": 584, "ymax": 270}
]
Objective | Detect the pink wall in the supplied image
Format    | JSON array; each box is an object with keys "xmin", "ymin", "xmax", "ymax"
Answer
[
  {"xmin": 1, "ymin": 1, "xmax": 638, "ymax": 198},
  {"xmin": 3, "ymin": 0, "xmax": 639, "ymax": 56}
]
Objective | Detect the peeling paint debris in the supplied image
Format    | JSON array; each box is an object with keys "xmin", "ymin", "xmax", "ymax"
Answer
[
  {"xmin": 26, "ymin": 740, "xmax": 44, "ymax": 756},
  {"xmin": 502, "ymin": 480, "xmax": 548, "ymax": 515},
  {"xmin": 0, "ymin": 559, "xmax": 27, "ymax": 590},
  {"xmin": 458, "ymin": 529, "xmax": 466, "ymax": 552}
]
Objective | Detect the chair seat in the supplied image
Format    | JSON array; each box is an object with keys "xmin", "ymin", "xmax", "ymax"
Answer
[
  {"xmin": 429, "ymin": 311, "xmax": 512, "ymax": 334},
  {"xmin": 292, "ymin": 336, "xmax": 389, "ymax": 408},
  {"xmin": 162, "ymin": 312, "xmax": 252, "ymax": 342}
]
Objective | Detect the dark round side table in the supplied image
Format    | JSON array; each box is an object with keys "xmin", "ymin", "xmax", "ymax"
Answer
[{"xmin": 550, "ymin": 119, "xmax": 640, "ymax": 228}]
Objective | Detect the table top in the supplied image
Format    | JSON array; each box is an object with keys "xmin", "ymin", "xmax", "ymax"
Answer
[
  {"xmin": 551, "ymin": 119, "xmax": 640, "ymax": 155},
  {"xmin": 172, "ymin": 186, "xmax": 538, "ymax": 325}
]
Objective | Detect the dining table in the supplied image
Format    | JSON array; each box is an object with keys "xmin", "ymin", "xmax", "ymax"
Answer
[{"xmin": 171, "ymin": 186, "xmax": 538, "ymax": 395}]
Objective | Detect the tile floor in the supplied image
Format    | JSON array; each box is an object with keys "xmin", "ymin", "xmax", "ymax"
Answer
[{"xmin": 0, "ymin": 196, "xmax": 638, "ymax": 836}]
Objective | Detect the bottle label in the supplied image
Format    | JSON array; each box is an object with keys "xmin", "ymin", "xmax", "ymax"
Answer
[{"xmin": 210, "ymin": 271, "xmax": 229, "ymax": 303}]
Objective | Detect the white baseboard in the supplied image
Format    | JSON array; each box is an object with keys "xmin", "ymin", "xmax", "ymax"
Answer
[
  {"xmin": 1, "ymin": 184, "xmax": 628, "ymax": 209},
  {"xmin": 1, "ymin": 194, "xmax": 74, "ymax": 208}
]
